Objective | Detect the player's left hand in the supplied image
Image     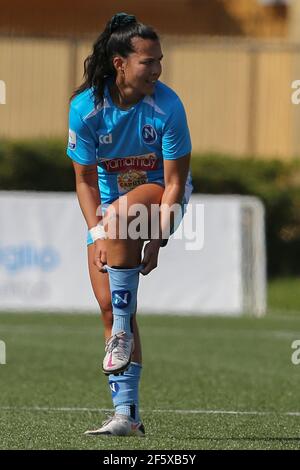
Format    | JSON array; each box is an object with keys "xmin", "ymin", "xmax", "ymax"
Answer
[
  {"xmin": 94, "ymin": 239, "xmax": 108, "ymax": 273},
  {"xmin": 141, "ymin": 239, "xmax": 161, "ymax": 275}
]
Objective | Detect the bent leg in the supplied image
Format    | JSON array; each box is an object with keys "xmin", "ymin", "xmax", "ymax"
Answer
[
  {"xmin": 103, "ymin": 182, "xmax": 164, "ymax": 267},
  {"xmin": 101, "ymin": 183, "xmax": 164, "ymax": 374},
  {"xmin": 86, "ymin": 183, "xmax": 164, "ymax": 429}
]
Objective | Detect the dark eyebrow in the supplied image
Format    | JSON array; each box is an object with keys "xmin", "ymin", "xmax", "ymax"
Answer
[{"xmin": 142, "ymin": 55, "xmax": 164, "ymax": 61}]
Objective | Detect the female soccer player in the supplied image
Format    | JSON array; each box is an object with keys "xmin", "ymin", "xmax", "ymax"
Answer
[{"xmin": 67, "ymin": 12, "xmax": 192, "ymax": 436}]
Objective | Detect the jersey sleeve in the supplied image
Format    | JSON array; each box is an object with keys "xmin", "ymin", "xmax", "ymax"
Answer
[
  {"xmin": 162, "ymin": 97, "xmax": 192, "ymax": 160},
  {"xmin": 66, "ymin": 103, "xmax": 97, "ymax": 165}
]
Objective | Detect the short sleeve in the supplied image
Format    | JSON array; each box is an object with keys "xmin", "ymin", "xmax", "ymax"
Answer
[
  {"xmin": 66, "ymin": 103, "xmax": 97, "ymax": 165},
  {"xmin": 162, "ymin": 98, "xmax": 192, "ymax": 160}
]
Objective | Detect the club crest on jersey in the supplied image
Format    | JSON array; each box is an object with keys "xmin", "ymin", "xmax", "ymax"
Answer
[
  {"xmin": 142, "ymin": 124, "xmax": 157, "ymax": 144},
  {"xmin": 112, "ymin": 290, "xmax": 131, "ymax": 309}
]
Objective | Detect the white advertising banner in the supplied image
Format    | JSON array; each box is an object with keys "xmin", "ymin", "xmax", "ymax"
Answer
[{"xmin": 0, "ymin": 191, "xmax": 266, "ymax": 315}]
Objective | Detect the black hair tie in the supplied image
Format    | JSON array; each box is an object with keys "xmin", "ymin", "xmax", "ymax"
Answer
[{"xmin": 110, "ymin": 12, "xmax": 136, "ymax": 34}]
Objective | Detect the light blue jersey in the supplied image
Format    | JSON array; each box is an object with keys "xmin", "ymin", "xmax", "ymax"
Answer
[{"xmin": 67, "ymin": 80, "xmax": 192, "ymax": 205}]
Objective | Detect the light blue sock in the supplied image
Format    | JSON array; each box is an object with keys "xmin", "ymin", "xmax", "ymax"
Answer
[
  {"xmin": 106, "ymin": 265, "xmax": 142, "ymax": 337},
  {"xmin": 109, "ymin": 362, "xmax": 142, "ymax": 422}
]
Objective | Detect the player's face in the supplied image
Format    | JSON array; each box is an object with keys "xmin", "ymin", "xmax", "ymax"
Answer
[{"xmin": 123, "ymin": 38, "xmax": 163, "ymax": 96}]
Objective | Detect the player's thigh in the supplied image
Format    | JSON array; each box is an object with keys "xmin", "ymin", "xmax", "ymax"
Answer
[
  {"xmin": 125, "ymin": 182, "xmax": 164, "ymax": 208},
  {"xmin": 107, "ymin": 183, "xmax": 164, "ymax": 218},
  {"xmin": 105, "ymin": 183, "xmax": 164, "ymax": 239},
  {"xmin": 87, "ymin": 243, "xmax": 111, "ymax": 314}
]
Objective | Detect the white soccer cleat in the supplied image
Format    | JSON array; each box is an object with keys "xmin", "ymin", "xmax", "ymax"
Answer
[
  {"xmin": 84, "ymin": 414, "xmax": 145, "ymax": 437},
  {"xmin": 102, "ymin": 331, "xmax": 134, "ymax": 375}
]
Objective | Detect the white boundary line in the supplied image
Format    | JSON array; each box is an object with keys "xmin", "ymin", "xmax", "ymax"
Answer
[{"xmin": 1, "ymin": 406, "xmax": 300, "ymax": 417}]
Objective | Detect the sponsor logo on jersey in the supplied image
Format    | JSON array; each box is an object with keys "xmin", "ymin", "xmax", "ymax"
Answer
[
  {"xmin": 99, "ymin": 133, "xmax": 112, "ymax": 144},
  {"xmin": 98, "ymin": 153, "xmax": 158, "ymax": 172},
  {"xmin": 142, "ymin": 124, "xmax": 157, "ymax": 144},
  {"xmin": 68, "ymin": 129, "xmax": 76, "ymax": 150},
  {"xmin": 112, "ymin": 290, "xmax": 131, "ymax": 309},
  {"xmin": 118, "ymin": 170, "xmax": 148, "ymax": 193}
]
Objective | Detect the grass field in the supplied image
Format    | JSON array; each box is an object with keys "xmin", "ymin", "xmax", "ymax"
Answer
[{"xmin": 1, "ymin": 278, "xmax": 300, "ymax": 450}]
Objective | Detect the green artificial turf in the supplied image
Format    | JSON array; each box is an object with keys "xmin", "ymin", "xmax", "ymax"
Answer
[{"xmin": 1, "ymin": 300, "xmax": 300, "ymax": 449}]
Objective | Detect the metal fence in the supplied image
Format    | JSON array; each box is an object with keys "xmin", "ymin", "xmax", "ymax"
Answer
[{"xmin": 0, "ymin": 34, "xmax": 299, "ymax": 159}]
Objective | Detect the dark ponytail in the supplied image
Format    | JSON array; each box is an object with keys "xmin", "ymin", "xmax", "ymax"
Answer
[{"xmin": 71, "ymin": 13, "xmax": 159, "ymax": 105}]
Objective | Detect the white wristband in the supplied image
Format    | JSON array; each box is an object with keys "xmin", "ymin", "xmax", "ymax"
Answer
[{"xmin": 89, "ymin": 222, "xmax": 107, "ymax": 242}]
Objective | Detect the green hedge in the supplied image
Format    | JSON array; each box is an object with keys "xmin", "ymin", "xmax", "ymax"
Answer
[
  {"xmin": 191, "ymin": 154, "xmax": 300, "ymax": 279},
  {"xmin": 1, "ymin": 139, "xmax": 300, "ymax": 278},
  {"xmin": 0, "ymin": 139, "xmax": 74, "ymax": 191}
]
